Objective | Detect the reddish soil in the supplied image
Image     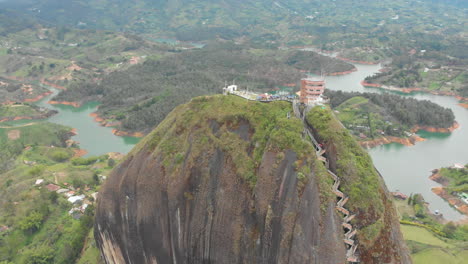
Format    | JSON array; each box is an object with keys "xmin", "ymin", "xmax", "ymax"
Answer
[
  {"xmin": 360, "ymin": 81, "xmax": 382, "ymax": 88},
  {"xmin": 48, "ymin": 100, "xmax": 81, "ymax": 107},
  {"xmin": 24, "ymin": 91, "xmax": 53, "ymax": 102},
  {"xmin": 327, "ymin": 68, "xmax": 358, "ymax": 76},
  {"xmin": 359, "ymin": 135, "xmax": 426, "ymax": 148},
  {"xmin": 89, "ymin": 112, "xmax": 121, "ymax": 128},
  {"xmin": 429, "ymin": 170, "xmax": 468, "ymax": 217},
  {"xmin": 432, "ymin": 187, "xmax": 468, "ymax": 216},
  {"xmin": 411, "ymin": 122, "xmax": 459, "ymax": 133},
  {"xmin": 429, "ymin": 170, "xmax": 450, "ymax": 186},
  {"xmin": 108, "ymin": 152, "xmax": 125, "ymax": 161},
  {"xmin": 129, "ymin": 56, "xmax": 141, "ymax": 65},
  {"xmin": 7, "ymin": 130, "xmax": 20, "ymax": 140},
  {"xmin": 0, "ymin": 116, "xmax": 32, "ymax": 123},
  {"xmin": 89, "ymin": 112, "xmax": 105, "ymax": 122},
  {"xmin": 111, "ymin": 129, "xmax": 144, "ymax": 138},
  {"xmin": 73, "ymin": 149, "xmax": 88, "ymax": 158},
  {"xmin": 41, "ymin": 79, "xmax": 66, "ymax": 90},
  {"xmin": 459, "ymin": 103, "xmax": 468, "ymax": 109}
]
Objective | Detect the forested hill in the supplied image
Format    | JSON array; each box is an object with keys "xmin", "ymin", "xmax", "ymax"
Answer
[
  {"xmin": 1, "ymin": 0, "xmax": 466, "ymax": 52},
  {"xmin": 326, "ymin": 90, "xmax": 455, "ymax": 129},
  {"xmin": 55, "ymin": 43, "xmax": 354, "ymax": 133}
]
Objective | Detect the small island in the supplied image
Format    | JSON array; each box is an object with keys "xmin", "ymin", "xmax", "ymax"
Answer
[{"xmin": 326, "ymin": 90, "xmax": 457, "ymax": 148}]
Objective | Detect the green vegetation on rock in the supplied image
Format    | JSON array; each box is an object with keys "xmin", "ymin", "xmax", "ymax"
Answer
[
  {"xmin": 306, "ymin": 106, "xmax": 384, "ymax": 244},
  {"xmin": 135, "ymin": 95, "xmax": 321, "ymax": 190}
]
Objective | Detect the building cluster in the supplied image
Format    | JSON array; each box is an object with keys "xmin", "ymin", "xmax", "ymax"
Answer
[
  {"xmin": 35, "ymin": 178, "xmax": 98, "ymax": 219},
  {"xmin": 223, "ymin": 76, "xmax": 327, "ymax": 105}
]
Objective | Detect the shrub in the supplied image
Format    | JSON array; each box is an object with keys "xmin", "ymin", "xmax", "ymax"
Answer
[
  {"xmin": 18, "ymin": 211, "xmax": 44, "ymax": 234},
  {"xmin": 107, "ymin": 158, "xmax": 115, "ymax": 167},
  {"xmin": 71, "ymin": 157, "xmax": 98, "ymax": 166},
  {"xmin": 19, "ymin": 244, "xmax": 54, "ymax": 264},
  {"xmin": 50, "ymin": 150, "xmax": 72, "ymax": 162},
  {"xmin": 27, "ymin": 166, "xmax": 45, "ymax": 176}
]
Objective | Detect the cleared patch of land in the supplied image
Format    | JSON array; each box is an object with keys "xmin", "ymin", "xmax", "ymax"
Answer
[{"xmin": 7, "ymin": 129, "xmax": 20, "ymax": 140}]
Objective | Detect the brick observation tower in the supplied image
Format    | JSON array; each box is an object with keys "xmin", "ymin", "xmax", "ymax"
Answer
[{"xmin": 300, "ymin": 77, "xmax": 325, "ymax": 104}]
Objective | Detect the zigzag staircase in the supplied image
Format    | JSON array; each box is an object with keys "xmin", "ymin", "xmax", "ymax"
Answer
[{"xmin": 294, "ymin": 101, "xmax": 359, "ymax": 263}]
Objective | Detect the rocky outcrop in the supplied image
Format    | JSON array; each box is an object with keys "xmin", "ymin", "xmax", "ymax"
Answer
[{"xmin": 95, "ymin": 95, "xmax": 411, "ymax": 263}]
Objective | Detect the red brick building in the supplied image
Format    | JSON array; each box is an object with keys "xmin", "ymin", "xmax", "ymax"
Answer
[{"xmin": 300, "ymin": 77, "xmax": 325, "ymax": 104}]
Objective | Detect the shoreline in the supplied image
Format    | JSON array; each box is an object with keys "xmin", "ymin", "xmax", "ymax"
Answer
[
  {"xmin": 459, "ymin": 103, "xmax": 468, "ymax": 109},
  {"xmin": 48, "ymin": 100, "xmax": 81, "ymax": 107},
  {"xmin": 361, "ymin": 81, "xmax": 468, "ymax": 104},
  {"xmin": 23, "ymin": 91, "xmax": 53, "ymax": 103},
  {"xmin": 40, "ymin": 79, "xmax": 66, "ymax": 90},
  {"xmin": 411, "ymin": 122, "xmax": 459, "ymax": 133},
  {"xmin": 326, "ymin": 68, "xmax": 358, "ymax": 76},
  {"xmin": 336, "ymin": 56, "xmax": 379, "ymax": 65},
  {"xmin": 73, "ymin": 148, "xmax": 88, "ymax": 158},
  {"xmin": 111, "ymin": 129, "xmax": 145, "ymax": 138},
  {"xmin": 359, "ymin": 134, "xmax": 426, "ymax": 148},
  {"xmin": 89, "ymin": 112, "xmax": 144, "ymax": 138},
  {"xmin": 0, "ymin": 112, "xmax": 56, "ymax": 123},
  {"xmin": 429, "ymin": 170, "xmax": 468, "ymax": 217},
  {"xmin": 359, "ymin": 121, "xmax": 458, "ymax": 148}
]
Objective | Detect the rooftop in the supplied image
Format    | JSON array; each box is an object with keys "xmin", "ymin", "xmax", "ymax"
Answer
[{"xmin": 302, "ymin": 77, "xmax": 325, "ymax": 82}]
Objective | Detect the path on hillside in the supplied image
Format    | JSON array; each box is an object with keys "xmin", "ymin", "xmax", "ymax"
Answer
[
  {"xmin": 0, "ymin": 122, "xmax": 37, "ymax": 129},
  {"xmin": 293, "ymin": 101, "xmax": 360, "ymax": 263}
]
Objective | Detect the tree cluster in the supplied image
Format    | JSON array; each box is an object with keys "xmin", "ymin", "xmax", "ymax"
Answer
[{"xmin": 327, "ymin": 90, "xmax": 455, "ymax": 128}]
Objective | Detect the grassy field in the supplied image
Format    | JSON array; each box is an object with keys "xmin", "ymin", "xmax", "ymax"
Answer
[
  {"xmin": 0, "ymin": 104, "xmax": 40, "ymax": 118},
  {"xmin": 401, "ymin": 225, "xmax": 452, "ymax": 248},
  {"xmin": 0, "ymin": 122, "xmax": 71, "ymax": 146},
  {"xmin": 412, "ymin": 248, "xmax": 468, "ymax": 264},
  {"xmin": 401, "ymin": 225, "xmax": 468, "ymax": 264},
  {"xmin": 393, "ymin": 199, "xmax": 416, "ymax": 219}
]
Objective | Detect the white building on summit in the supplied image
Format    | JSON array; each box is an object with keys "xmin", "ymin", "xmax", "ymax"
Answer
[{"xmin": 223, "ymin": 84, "xmax": 238, "ymax": 95}]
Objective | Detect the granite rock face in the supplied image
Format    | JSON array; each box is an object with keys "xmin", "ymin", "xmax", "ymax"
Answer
[{"xmin": 95, "ymin": 95, "xmax": 411, "ymax": 264}]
